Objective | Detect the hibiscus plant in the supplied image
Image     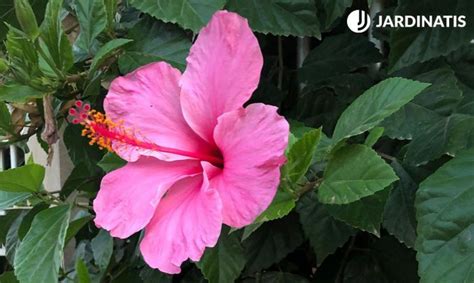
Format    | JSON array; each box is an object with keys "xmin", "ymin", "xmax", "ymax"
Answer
[{"xmin": 0, "ymin": 0, "xmax": 473, "ymax": 282}]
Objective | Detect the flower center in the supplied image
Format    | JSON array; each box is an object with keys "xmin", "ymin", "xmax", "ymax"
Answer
[{"xmin": 68, "ymin": 101, "xmax": 224, "ymax": 167}]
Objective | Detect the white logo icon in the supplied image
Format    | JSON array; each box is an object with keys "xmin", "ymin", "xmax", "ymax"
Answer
[{"xmin": 347, "ymin": 10, "xmax": 371, "ymax": 33}]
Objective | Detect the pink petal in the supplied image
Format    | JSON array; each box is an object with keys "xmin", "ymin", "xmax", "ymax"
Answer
[
  {"xmin": 93, "ymin": 157, "xmax": 202, "ymax": 238},
  {"xmin": 211, "ymin": 103, "xmax": 289, "ymax": 227},
  {"xmin": 180, "ymin": 10, "xmax": 263, "ymax": 143},
  {"xmin": 105, "ymin": 62, "xmax": 214, "ymax": 162},
  {"xmin": 140, "ymin": 172, "xmax": 222, "ymax": 274}
]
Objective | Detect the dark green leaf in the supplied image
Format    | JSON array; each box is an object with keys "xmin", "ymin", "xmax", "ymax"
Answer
[
  {"xmin": 299, "ymin": 33, "xmax": 381, "ymax": 85},
  {"xmin": 416, "ymin": 149, "xmax": 474, "ymax": 282},
  {"xmin": 243, "ymin": 272, "xmax": 310, "ymax": 283},
  {"xmin": 0, "ymin": 101, "xmax": 13, "ymax": 134},
  {"xmin": 128, "ymin": 0, "xmax": 226, "ymax": 32},
  {"xmin": 65, "ymin": 215, "xmax": 93, "ymax": 244},
  {"xmin": 0, "ymin": 271, "xmax": 19, "ymax": 283},
  {"xmin": 227, "ymin": 0, "xmax": 320, "ymax": 37},
  {"xmin": 14, "ymin": 205, "xmax": 71, "ymax": 283},
  {"xmin": 317, "ymin": 0, "xmax": 352, "ymax": 30},
  {"xmin": 118, "ymin": 16, "xmax": 191, "ymax": 73},
  {"xmin": 383, "ymin": 161, "xmax": 418, "ymax": 248},
  {"xmin": 243, "ymin": 214, "xmax": 304, "ymax": 274},
  {"xmin": 388, "ymin": 0, "xmax": 474, "ymax": 71},
  {"xmin": 0, "ymin": 164, "xmax": 45, "ymax": 193},
  {"xmin": 254, "ymin": 190, "xmax": 297, "ymax": 223},
  {"xmin": 0, "ymin": 210, "xmax": 22, "ymax": 246},
  {"xmin": 97, "ymin": 152, "xmax": 126, "ymax": 173},
  {"xmin": 197, "ymin": 227, "xmax": 246, "ymax": 283},
  {"xmin": 296, "ymin": 192, "xmax": 355, "ymax": 265},
  {"xmin": 63, "ymin": 124, "xmax": 103, "ymax": 166},
  {"xmin": 325, "ymin": 186, "xmax": 391, "ymax": 236},
  {"xmin": 332, "ymin": 78, "xmax": 430, "ymax": 144},
  {"xmin": 91, "ymin": 229, "xmax": 113, "ymax": 271},
  {"xmin": 0, "ymin": 0, "xmax": 47, "ymax": 42},
  {"xmin": 318, "ymin": 144, "xmax": 398, "ymax": 204},
  {"xmin": 139, "ymin": 266, "xmax": 172, "ymax": 283},
  {"xmin": 364, "ymin": 127, "xmax": 384, "ymax": 147}
]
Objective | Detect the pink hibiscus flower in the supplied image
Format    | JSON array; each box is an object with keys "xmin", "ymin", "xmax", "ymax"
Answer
[{"xmin": 70, "ymin": 11, "xmax": 289, "ymax": 273}]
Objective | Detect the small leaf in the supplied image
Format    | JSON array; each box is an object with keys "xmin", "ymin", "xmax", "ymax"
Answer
[
  {"xmin": 197, "ymin": 227, "xmax": 246, "ymax": 283},
  {"xmin": 416, "ymin": 149, "xmax": 474, "ymax": 282},
  {"xmin": 76, "ymin": 258, "xmax": 91, "ymax": 283},
  {"xmin": 97, "ymin": 152, "xmax": 127, "ymax": 173},
  {"xmin": 227, "ymin": 0, "xmax": 321, "ymax": 37},
  {"xmin": 284, "ymin": 128, "xmax": 321, "ymax": 184},
  {"xmin": 17, "ymin": 203, "xmax": 49, "ymax": 240},
  {"xmin": 89, "ymin": 38, "xmax": 132, "ymax": 75},
  {"xmin": 254, "ymin": 190, "xmax": 297, "ymax": 223},
  {"xmin": 364, "ymin": 127, "xmax": 384, "ymax": 147},
  {"xmin": 331, "ymin": 78, "xmax": 430, "ymax": 144},
  {"xmin": 91, "ymin": 229, "xmax": 113, "ymax": 271},
  {"xmin": 128, "ymin": 0, "xmax": 226, "ymax": 32},
  {"xmin": 14, "ymin": 205, "xmax": 71, "ymax": 283},
  {"xmin": 318, "ymin": 144, "xmax": 398, "ymax": 204},
  {"xmin": 0, "ymin": 164, "xmax": 45, "ymax": 193},
  {"xmin": 65, "ymin": 215, "xmax": 93, "ymax": 244}
]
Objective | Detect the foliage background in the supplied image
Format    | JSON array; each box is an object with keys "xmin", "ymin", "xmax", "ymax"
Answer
[{"xmin": 0, "ymin": 0, "xmax": 473, "ymax": 282}]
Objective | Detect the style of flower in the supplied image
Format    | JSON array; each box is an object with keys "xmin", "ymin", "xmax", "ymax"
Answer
[{"xmin": 70, "ymin": 11, "xmax": 289, "ymax": 274}]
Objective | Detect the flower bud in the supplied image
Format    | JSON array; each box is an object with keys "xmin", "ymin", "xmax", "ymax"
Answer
[
  {"xmin": 14, "ymin": 0, "xmax": 39, "ymax": 40},
  {"xmin": 0, "ymin": 58, "xmax": 9, "ymax": 73}
]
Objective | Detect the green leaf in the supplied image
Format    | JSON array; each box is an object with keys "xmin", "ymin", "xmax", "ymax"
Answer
[
  {"xmin": 244, "ymin": 272, "xmax": 310, "ymax": 283},
  {"xmin": 65, "ymin": 215, "xmax": 93, "ymax": 244},
  {"xmin": 0, "ymin": 191, "xmax": 30, "ymax": 210},
  {"xmin": 296, "ymin": 192, "xmax": 355, "ymax": 265},
  {"xmin": 243, "ymin": 214, "xmax": 304, "ymax": 274},
  {"xmin": 332, "ymin": 78, "xmax": 430, "ymax": 144},
  {"xmin": 61, "ymin": 162, "xmax": 102, "ymax": 197},
  {"xmin": 139, "ymin": 266, "xmax": 172, "ymax": 283},
  {"xmin": 0, "ymin": 271, "xmax": 19, "ymax": 283},
  {"xmin": 118, "ymin": 16, "xmax": 191, "ymax": 73},
  {"xmin": 254, "ymin": 190, "xmax": 297, "ymax": 223},
  {"xmin": 0, "ymin": 101, "xmax": 13, "ymax": 134},
  {"xmin": 383, "ymin": 162, "xmax": 418, "ymax": 248},
  {"xmin": 76, "ymin": 258, "xmax": 91, "ymax": 283},
  {"xmin": 325, "ymin": 187, "xmax": 391, "ymax": 236},
  {"xmin": 63, "ymin": 124, "xmax": 103, "ymax": 166},
  {"xmin": 89, "ymin": 38, "xmax": 132, "ymax": 75},
  {"xmin": 197, "ymin": 227, "xmax": 246, "ymax": 283},
  {"xmin": 91, "ymin": 229, "xmax": 113, "ymax": 271},
  {"xmin": 17, "ymin": 203, "xmax": 49, "ymax": 240},
  {"xmin": 0, "ymin": 164, "xmax": 45, "ymax": 193},
  {"xmin": 317, "ymin": 0, "xmax": 352, "ymax": 30},
  {"xmin": 0, "ymin": 84, "xmax": 44, "ymax": 103},
  {"xmin": 226, "ymin": 0, "xmax": 320, "ymax": 37},
  {"xmin": 299, "ymin": 33, "xmax": 381, "ymax": 85},
  {"xmin": 383, "ymin": 67, "xmax": 463, "ymax": 139},
  {"xmin": 104, "ymin": 0, "xmax": 117, "ymax": 32},
  {"xmin": 318, "ymin": 144, "xmax": 398, "ymax": 204},
  {"xmin": 97, "ymin": 152, "xmax": 127, "ymax": 173},
  {"xmin": 0, "ymin": 0, "xmax": 48, "ymax": 42},
  {"xmin": 364, "ymin": 127, "xmax": 384, "ymax": 147},
  {"xmin": 406, "ymin": 113, "xmax": 474, "ymax": 165},
  {"xmin": 39, "ymin": 0, "xmax": 74, "ymax": 72},
  {"xmin": 388, "ymin": 0, "xmax": 474, "ymax": 72},
  {"xmin": 416, "ymin": 149, "xmax": 474, "ymax": 283},
  {"xmin": 74, "ymin": 0, "xmax": 107, "ymax": 56},
  {"xmin": 0, "ymin": 211, "xmax": 22, "ymax": 246},
  {"xmin": 128, "ymin": 0, "xmax": 226, "ymax": 32},
  {"xmin": 14, "ymin": 205, "xmax": 71, "ymax": 283},
  {"xmin": 284, "ymin": 128, "xmax": 321, "ymax": 184}
]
